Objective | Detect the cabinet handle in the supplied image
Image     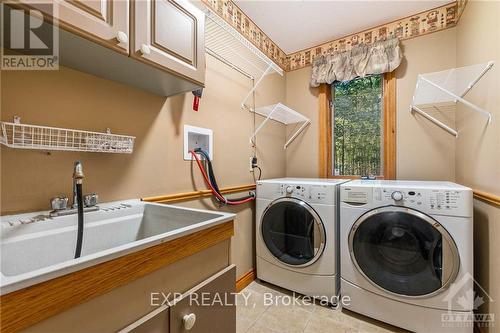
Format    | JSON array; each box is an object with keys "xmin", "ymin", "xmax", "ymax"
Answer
[
  {"xmin": 116, "ymin": 31, "xmax": 128, "ymax": 44},
  {"xmin": 182, "ymin": 313, "xmax": 196, "ymax": 330},
  {"xmin": 140, "ymin": 44, "xmax": 151, "ymax": 56}
]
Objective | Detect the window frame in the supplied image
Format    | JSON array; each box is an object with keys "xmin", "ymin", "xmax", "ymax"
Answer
[{"xmin": 319, "ymin": 71, "xmax": 396, "ymax": 179}]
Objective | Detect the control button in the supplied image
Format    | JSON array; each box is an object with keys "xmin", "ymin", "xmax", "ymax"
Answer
[
  {"xmin": 391, "ymin": 191, "xmax": 404, "ymax": 201},
  {"xmin": 408, "ymin": 191, "xmax": 415, "ymax": 196},
  {"xmin": 286, "ymin": 186, "xmax": 294, "ymax": 194}
]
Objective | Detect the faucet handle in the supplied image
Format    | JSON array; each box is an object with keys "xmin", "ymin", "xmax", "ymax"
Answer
[
  {"xmin": 84, "ymin": 193, "xmax": 99, "ymax": 207},
  {"xmin": 51, "ymin": 197, "xmax": 69, "ymax": 210}
]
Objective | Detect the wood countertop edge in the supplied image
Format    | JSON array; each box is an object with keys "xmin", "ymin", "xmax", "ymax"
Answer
[{"xmin": 0, "ymin": 220, "xmax": 234, "ymax": 333}]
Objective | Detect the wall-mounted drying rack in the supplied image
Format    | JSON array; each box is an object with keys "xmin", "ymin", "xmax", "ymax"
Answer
[
  {"xmin": 250, "ymin": 103, "xmax": 311, "ymax": 149},
  {"xmin": 203, "ymin": 8, "xmax": 310, "ymax": 149},
  {"xmin": 0, "ymin": 117, "xmax": 135, "ymax": 153},
  {"xmin": 410, "ymin": 61, "xmax": 494, "ymax": 137}
]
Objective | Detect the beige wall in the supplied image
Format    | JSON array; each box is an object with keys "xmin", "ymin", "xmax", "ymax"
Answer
[
  {"xmin": 455, "ymin": 1, "xmax": 500, "ymax": 329},
  {"xmin": 0, "ymin": 56, "xmax": 287, "ymax": 278},
  {"xmin": 285, "ymin": 28, "xmax": 457, "ymax": 181},
  {"xmin": 284, "ymin": 67, "xmax": 320, "ymax": 177},
  {"xmin": 395, "ymin": 28, "xmax": 457, "ymax": 181}
]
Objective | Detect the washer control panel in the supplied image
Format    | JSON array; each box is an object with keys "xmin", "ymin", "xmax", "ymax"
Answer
[{"xmin": 277, "ymin": 184, "xmax": 334, "ymax": 204}]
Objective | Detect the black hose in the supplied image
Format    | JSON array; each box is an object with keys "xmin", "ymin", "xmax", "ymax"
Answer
[
  {"xmin": 196, "ymin": 149, "xmax": 221, "ymax": 194},
  {"xmin": 194, "ymin": 148, "xmax": 255, "ymax": 202},
  {"xmin": 74, "ymin": 183, "xmax": 84, "ymax": 258}
]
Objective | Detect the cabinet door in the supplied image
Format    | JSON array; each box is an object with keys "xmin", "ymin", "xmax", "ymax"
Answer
[
  {"xmin": 133, "ymin": 0, "xmax": 205, "ymax": 85},
  {"xmin": 20, "ymin": 0, "xmax": 129, "ymax": 53},
  {"xmin": 170, "ymin": 265, "xmax": 236, "ymax": 333}
]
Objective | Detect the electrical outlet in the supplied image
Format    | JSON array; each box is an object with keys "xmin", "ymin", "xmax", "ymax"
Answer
[{"xmin": 249, "ymin": 157, "xmax": 254, "ymax": 172}]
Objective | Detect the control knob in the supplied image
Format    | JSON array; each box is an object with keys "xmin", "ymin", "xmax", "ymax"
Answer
[
  {"xmin": 285, "ymin": 186, "xmax": 294, "ymax": 194},
  {"xmin": 391, "ymin": 191, "xmax": 404, "ymax": 201}
]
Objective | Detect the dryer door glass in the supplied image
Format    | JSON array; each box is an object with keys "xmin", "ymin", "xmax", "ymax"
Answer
[
  {"xmin": 261, "ymin": 198, "xmax": 325, "ymax": 267},
  {"xmin": 350, "ymin": 207, "xmax": 458, "ymax": 297}
]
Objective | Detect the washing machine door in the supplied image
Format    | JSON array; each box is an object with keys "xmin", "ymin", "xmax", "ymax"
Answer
[
  {"xmin": 261, "ymin": 197, "xmax": 325, "ymax": 267},
  {"xmin": 349, "ymin": 206, "xmax": 460, "ymax": 298}
]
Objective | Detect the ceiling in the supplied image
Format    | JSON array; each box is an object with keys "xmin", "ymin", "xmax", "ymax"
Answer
[{"xmin": 234, "ymin": 1, "xmax": 453, "ymax": 54}]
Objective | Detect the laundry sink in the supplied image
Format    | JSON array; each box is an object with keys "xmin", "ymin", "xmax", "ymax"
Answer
[{"xmin": 0, "ymin": 200, "xmax": 235, "ymax": 294}]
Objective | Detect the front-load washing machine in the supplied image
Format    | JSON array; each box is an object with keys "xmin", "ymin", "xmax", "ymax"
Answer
[
  {"xmin": 256, "ymin": 178, "xmax": 349, "ymax": 300},
  {"xmin": 340, "ymin": 180, "xmax": 473, "ymax": 333}
]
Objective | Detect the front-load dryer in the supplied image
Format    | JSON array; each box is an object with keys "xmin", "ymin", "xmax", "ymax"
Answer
[
  {"xmin": 256, "ymin": 178, "xmax": 349, "ymax": 301},
  {"xmin": 340, "ymin": 180, "xmax": 473, "ymax": 333}
]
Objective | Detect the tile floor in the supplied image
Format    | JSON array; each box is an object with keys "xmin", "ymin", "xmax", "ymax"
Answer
[{"xmin": 237, "ymin": 280, "xmax": 408, "ymax": 333}]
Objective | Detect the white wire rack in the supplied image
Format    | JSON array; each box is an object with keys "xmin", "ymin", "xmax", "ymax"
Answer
[
  {"xmin": 0, "ymin": 117, "xmax": 135, "ymax": 153},
  {"xmin": 410, "ymin": 61, "xmax": 494, "ymax": 137},
  {"xmin": 202, "ymin": 7, "xmax": 309, "ymax": 149},
  {"xmin": 204, "ymin": 9, "xmax": 283, "ymax": 108},
  {"xmin": 250, "ymin": 103, "xmax": 310, "ymax": 149}
]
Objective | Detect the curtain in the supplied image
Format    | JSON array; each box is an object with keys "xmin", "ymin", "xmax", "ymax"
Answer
[{"xmin": 310, "ymin": 37, "xmax": 402, "ymax": 87}]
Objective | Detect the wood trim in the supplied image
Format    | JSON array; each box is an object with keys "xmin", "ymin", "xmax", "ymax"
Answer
[
  {"xmin": 142, "ymin": 184, "xmax": 256, "ymax": 204},
  {"xmin": 318, "ymin": 84, "xmax": 332, "ymax": 178},
  {"xmin": 0, "ymin": 221, "xmax": 234, "ymax": 333},
  {"xmin": 319, "ymin": 72, "xmax": 397, "ymax": 179},
  {"xmin": 236, "ymin": 269, "xmax": 256, "ymax": 292},
  {"xmin": 473, "ymin": 189, "xmax": 500, "ymax": 207},
  {"xmin": 383, "ymin": 71, "xmax": 397, "ymax": 180}
]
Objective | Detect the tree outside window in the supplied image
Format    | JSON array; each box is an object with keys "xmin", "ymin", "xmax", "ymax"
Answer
[{"xmin": 332, "ymin": 75, "xmax": 384, "ymax": 177}]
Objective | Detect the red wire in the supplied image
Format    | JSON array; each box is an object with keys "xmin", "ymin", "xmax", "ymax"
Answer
[{"xmin": 190, "ymin": 150, "xmax": 255, "ymax": 205}]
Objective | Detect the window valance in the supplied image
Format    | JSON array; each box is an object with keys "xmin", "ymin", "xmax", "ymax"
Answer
[{"xmin": 310, "ymin": 37, "xmax": 402, "ymax": 87}]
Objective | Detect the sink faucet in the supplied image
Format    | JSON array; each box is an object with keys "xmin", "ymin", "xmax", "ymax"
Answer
[{"xmin": 49, "ymin": 162, "xmax": 99, "ymax": 217}]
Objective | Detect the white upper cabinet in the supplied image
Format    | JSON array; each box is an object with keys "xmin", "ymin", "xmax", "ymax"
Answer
[
  {"xmin": 24, "ymin": 0, "xmax": 130, "ymax": 53},
  {"xmin": 132, "ymin": 0, "xmax": 205, "ymax": 85}
]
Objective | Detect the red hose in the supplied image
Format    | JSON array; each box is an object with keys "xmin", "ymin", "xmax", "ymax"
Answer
[{"xmin": 190, "ymin": 150, "xmax": 255, "ymax": 205}]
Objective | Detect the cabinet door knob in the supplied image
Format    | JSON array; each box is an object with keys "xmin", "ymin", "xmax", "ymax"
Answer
[
  {"xmin": 116, "ymin": 31, "xmax": 128, "ymax": 43},
  {"xmin": 140, "ymin": 44, "xmax": 151, "ymax": 55},
  {"xmin": 182, "ymin": 313, "xmax": 196, "ymax": 330}
]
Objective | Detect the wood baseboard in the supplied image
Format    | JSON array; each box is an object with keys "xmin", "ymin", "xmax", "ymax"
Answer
[{"xmin": 236, "ymin": 269, "xmax": 256, "ymax": 292}]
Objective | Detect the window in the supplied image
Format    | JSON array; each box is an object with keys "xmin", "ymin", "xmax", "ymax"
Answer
[
  {"xmin": 332, "ymin": 75, "xmax": 383, "ymax": 177},
  {"xmin": 318, "ymin": 72, "xmax": 396, "ymax": 179}
]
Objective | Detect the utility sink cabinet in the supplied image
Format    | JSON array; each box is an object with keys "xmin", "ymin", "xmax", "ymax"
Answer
[
  {"xmin": 13, "ymin": 0, "xmax": 205, "ymax": 96},
  {"xmin": 123, "ymin": 266, "xmax": 236, "ymax": 333},
  {"xmin": 0, "ymin": 201, "xmax": 235, "ymax": 333}
]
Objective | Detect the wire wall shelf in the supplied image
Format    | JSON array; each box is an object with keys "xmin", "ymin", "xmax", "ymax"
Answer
[
  {"xmin": 410, "ymin": 61, "xmax": 494, "ymax": 137},
  {"xmin": 250, "ymin": 103, "xmax": 310, "ymax": 149},
  {"xmin": 204, "ymin": 9, "xmax": 283, "ymax": 108},
  {"xmin": 0, "ymin": 117, "xmax": 135, "ymax": 153},
  {"xmin": 202, "ymin": 7, "xmax": 309, "ymax": 149}
]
